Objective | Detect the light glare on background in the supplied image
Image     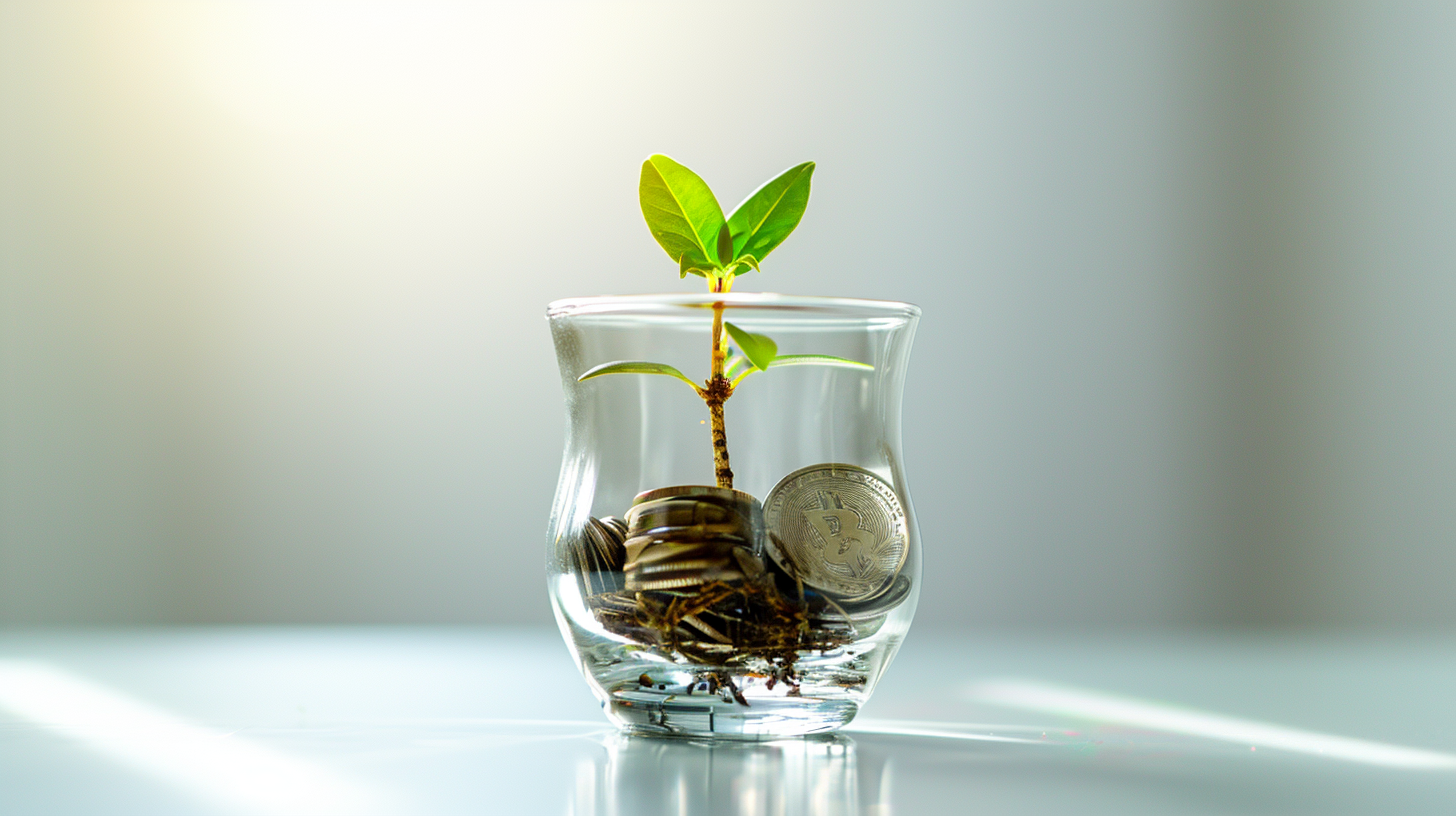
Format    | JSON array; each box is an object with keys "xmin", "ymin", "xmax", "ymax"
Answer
[{"xmin": 3, "ymin": 1, "xmax": 1456, "ymax": 629}]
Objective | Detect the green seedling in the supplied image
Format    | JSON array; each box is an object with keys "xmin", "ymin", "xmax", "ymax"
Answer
[{"xmin": 578, "ymin": 155, "xmax": 871, "ymax": 489}]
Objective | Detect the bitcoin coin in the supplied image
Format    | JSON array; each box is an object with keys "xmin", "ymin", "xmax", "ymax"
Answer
[{"xmin": 763, "ymin": 463, "xmax": 908, "ymax": 603}]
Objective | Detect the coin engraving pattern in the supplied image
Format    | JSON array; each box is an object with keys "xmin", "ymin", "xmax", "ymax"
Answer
[{"xmin": 763, "ymin": 464, "xmax": 907, "ymax": 602}]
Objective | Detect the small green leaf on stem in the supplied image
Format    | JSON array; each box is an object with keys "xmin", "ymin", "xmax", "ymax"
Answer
[
  {"xmin": 731, "ymin": 353, "xmax": 874, "ymax": 386},
  {"xmin": 723, "ymin": 323, "xmax": 778, "ymax": 372},
  {"xmin": 726, "ymin": 161, "xmax": 814, "ymax": 264},
  {"xmin": 679, "ymin": 254, "xmax": 713, "ymax": 279},
  {"xmin": 578, "ymin": 360, "xmax": 701, "ymax": 391},
  {"xmin": 640, "ymin": 155, "xmax": 725, "ymax": 271},
  {"xmin": 716, "ymin": 222, "xmax": 734, "ymax": 267},
  {"xmin": 767, "ymin": 354, "xmax": 873, "ymax": 370}
]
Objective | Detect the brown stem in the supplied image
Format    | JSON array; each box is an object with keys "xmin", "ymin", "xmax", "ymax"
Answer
[
  {"xmin": 701, "ymin": 276, "xmax": 739, "ymax": 486},
  {"xmin": 708, "ymin": 398, "xmax": 732, "ymax": 488},
  {"xmin": 710, "ymin": 295, "xmax": 726, "ymax": 379},
  {"xmin": 706, "ymin": 289, "xmax": 734, "ymax": 488}
]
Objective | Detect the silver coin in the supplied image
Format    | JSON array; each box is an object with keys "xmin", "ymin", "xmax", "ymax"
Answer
[
  {"xmin": 584, "ymin": 517, "xmax": 626, "ymax": 572},
  {"xmin": 763, "ymin": 463, "xmax": 909, "ymax": 603},
  {"xmin": 569, "ymin": 516, "xmax": 628, "ymax": 598}
]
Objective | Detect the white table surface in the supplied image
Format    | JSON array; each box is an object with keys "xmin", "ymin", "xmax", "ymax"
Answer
[{"xmin": 1, "ymin": 627, "xmax": 1453, "ymax": 815}]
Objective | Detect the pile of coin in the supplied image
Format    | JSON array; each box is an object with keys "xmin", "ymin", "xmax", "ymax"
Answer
[{"xmin": 568, "ymin": 464, "xmax": 913, "ymax": 668}]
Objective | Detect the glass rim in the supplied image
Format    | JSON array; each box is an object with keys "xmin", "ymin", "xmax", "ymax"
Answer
[{"xmin": 546, "ymin": 292, "xmax": 921, "ymax": 320}]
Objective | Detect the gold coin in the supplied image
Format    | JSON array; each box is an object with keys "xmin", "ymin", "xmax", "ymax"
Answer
[
  {"xmin": 629, "ymin": 542, "xmax": 736, "ymax": 567},
  {"xmin": 622, "ymin": 485, "xmax": 765, "ymax": 592},
  {"xmin": 763, "ymin": 463, "xmax": 909, "ymax": 603},
  {"xmin": 632, "ymin": 485, "xmax": 758, "ymax": 506},
  {"xmin": 629, "ymin": 576, "xmax": 707, "ymax": 591},
  {"xmin": 626, "ymin": 493, "xmax": 760, "ymax": 540},
  {"xmin": 637, "ymin": 558, "xmax": 730, "ymax": 575}
]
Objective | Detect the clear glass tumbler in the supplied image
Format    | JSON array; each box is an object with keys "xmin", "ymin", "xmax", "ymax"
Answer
[{"xmin": 546, "ymin": 293, "xmax": 920, "ymax": 739}]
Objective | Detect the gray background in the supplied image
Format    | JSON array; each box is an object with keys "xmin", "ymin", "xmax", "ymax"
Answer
[{"xmin": 3, "ymin": 1, "xmax": 1453, "ymax": 629}]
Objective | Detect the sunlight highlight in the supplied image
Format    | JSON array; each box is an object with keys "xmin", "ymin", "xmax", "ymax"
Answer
[
  {"xmin": 0, "ymin": 660, "xmax": 388, "ymax": 815},
  {"xmin": 846, "ymin": 718, "xmax": 1039, "ymax": 744},
  {"xmin": 969, "ymin": 679, "xmax": 1456, "ymax": 770}
]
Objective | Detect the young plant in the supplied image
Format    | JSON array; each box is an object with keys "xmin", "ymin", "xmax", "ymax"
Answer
[{"xmin": 577, "ymin": 155, "xmax": 870, "ymax": 489}]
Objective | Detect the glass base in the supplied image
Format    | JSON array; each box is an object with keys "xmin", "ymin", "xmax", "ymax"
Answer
[
  {"xmin": 608, "ymin": 689, "xmax": 859, "ymax": 740},
  {"xmin": 565, "ymin": 617, "xmax": 898, "ymax": 740}
]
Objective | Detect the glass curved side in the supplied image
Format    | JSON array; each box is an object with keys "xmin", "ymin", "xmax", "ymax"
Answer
[{"xmin": 546, "ymin": 295, "xmax": 920, "ymax": 739}]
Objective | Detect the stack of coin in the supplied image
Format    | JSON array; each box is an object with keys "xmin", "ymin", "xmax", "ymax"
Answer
[
  {"xmin": 568, "ymin": 515, "xmax": 628, "ymax": 597},
  {"xmin": 623, "ymin": 486, "xmax": 764, "ymax": 592}
]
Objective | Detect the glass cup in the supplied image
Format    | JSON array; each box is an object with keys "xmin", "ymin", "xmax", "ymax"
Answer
[{"xmin": 546, "ymin": 293, "xmax": 920, "ymax": 739}]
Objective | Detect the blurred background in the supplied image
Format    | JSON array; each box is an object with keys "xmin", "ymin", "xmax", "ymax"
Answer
[{"xmin": 2, "ymin": 0, "xmax": 1453, "ymax": 630}]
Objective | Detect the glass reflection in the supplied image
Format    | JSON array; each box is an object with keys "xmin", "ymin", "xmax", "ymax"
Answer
[
  {"xmin": 969, "ymin": 679, "xmax": 1456, "ymax": 770},
  {"xmin": 0, "ymin": 659, "xmax": 386, "ymax": 815},
  {"xmin": 570, "ymin": 733, "xmax": 892, "ymax": 816}
]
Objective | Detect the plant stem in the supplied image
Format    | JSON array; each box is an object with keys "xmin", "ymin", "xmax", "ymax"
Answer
[{"xmin": 706, "ymin": 280, "xmax": 734, "ymax": 489}]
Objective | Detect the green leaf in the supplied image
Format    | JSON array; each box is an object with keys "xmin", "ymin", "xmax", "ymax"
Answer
[
  {"xmin": 767, "ymin": 354, "xmax": 873, "ymax": 371},
  {"xmin": 732, "ymin": 352, "xmax": 875, "ymax": 386},
  {"xmin": 723, "ymin": 322, "xmax": 777, "ymax": 372},
  {"xmin": 715, "ymin": 222, "xmax": 734, "ymax": 267},
  {"xmin": 723, "ymin": 354, "xmax": 748, "ymax": 379},
  {"xmin": 734, "ymin": 254, "xmax": 761, "ymax": 274},
  {"xmin": 577, "ymin": 360, "xmax": 701, "ymax": 390},
  {"xmin": 726, "ymin": 161, "xmax": 814, "ymax": 265},
  {"xmin": 640, "ymin": 155, "xmax": 725, "ymax": 270},
  {"xmin": 679, "ymin": 255, "xmax": 713, "ymax": 279}
]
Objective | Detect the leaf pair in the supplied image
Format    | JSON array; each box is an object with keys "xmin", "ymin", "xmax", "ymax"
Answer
[
  {"xmin": 640, "ymin": 155, "xmax": 814, "ymax": 286},
  {"xmin": 579, "ymin": 320, "xmax": 872, "ymax": 390},
  {"xmin": 578, "ymin": 351, "xmax": 873, "ymax": 390}
]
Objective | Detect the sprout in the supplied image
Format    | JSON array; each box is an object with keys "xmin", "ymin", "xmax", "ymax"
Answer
[{"xmin": 579, "ymin": 156, "xmax": 870, "ymax": 489}]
